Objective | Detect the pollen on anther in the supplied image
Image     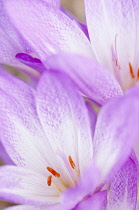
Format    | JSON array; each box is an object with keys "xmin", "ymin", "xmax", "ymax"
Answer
[
  {"xmin": 68, "ymin": 156, "xmax": 76, "ymax": 169},
  {"xmin": 47, "ymin": 175, "xmax": 52, "ymax": 186},
  {"xmin": 46, "ymin": 167, "xmax": 60, "ymax": 177},
  {"xmin": 129, "ymin": 62, "xmax": 135, "ymax": 78}
]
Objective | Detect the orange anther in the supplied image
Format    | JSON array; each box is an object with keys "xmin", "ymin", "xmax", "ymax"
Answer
[
  {"xmin": 46, "ymin": 167, "xmax": 60, "ymax": 177},
  {"xmin": 129, "ymin": 62, "xmax": 135, "ymax": 78},
  {"xmin": 137, "ymin": 69, "xmax": 139, "ymax": 79},
  {"xmin": 74, "ymin": 180, "xmax": 77, "ymax": 184},
  {"xmin": 68, "ymin": 156, "xmax": 76, "ymax": 169},
  {"xmin": 47, "ymin": 175, "xmax": 52, "ymax": 186}
]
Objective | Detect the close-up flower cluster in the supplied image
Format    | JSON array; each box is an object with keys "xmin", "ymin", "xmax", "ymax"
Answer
[{"xmin": 0, "ymin": 0, "xmax": 139, "ymax": 209}]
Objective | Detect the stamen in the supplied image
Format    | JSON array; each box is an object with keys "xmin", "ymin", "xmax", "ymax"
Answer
[
  {"xmin": 47, "ymin": 175, "xmax": 52, "ymax": 186},
  {"xmin": 129, "ymin": 62, "xmax": 135, "ymax": 78},
  {"xmin": 46, "ymin": 166, "xmax": 68, "ymax": 189},
  {"xmin": 53, "ymin": 182, "xmax": 63, "ymax": 192},
  {"xmin": 111, "ymin": 36, "xmax": 123, "ymax": 89},
  {"xmin": 74, "ymin": 180, "xmax": 77, "ymax": 184},
  {"xmin": 137, "ymin": 69, "xmax": 139, "ymax": 80},
  {"xmin": 47, "ymin": 167, "xmax": 60, "ymax": 177},
  {"xmin": 58, "ymin": 177, "xmax": 69, "ymax": 188},
  {"xmin": 68, "ymin": 156, "xmax": 76, "ymax": 169}
]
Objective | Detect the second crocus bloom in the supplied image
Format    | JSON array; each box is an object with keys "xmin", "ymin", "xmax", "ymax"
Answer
[
  {"xmin": 0, "ymin": 69, "xmax": 138, "ymax": 209},
  {"xmin": 4, "ymin": 0, "xmax": 139, "ymax": 99}
]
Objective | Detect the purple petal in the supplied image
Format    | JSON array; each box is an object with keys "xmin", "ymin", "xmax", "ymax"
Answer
[
  {"xmin": 75, "ymin": 21, "xmax": 90, "ymax": 41},
  {"xmin": 107, "ymin": 156, "xmax": 138, "ymax": 210},
  {"xmin": 75, "ymin": 190, "xmax": 107, "ymax": 210},
  {"xmin": 60, "ymin": 164, "xmax": 100, "ymax": 209},
  {"xmin": 16, "ymin": 53, "xmax": 46, "ymax": 74},
  {"xmin": 46, "ymin": 53, "xmax": 123, "ymax": 105},
  {"xmin": 93, "ymin": 85, "xmax": 139, "ymax": 181},
  {"xmin": 0, "ymin": 165, "xmax": 59, "ymax": 205},
  {"xmin": 0, "ymin": 1, "xmax": 32, "ymax": 68},
  {"xmin": 0, "ymin": 141, "xmax": 14, "ymax": 165},
  {"xmin": 4, "ymin": 0, "xmax": 93, "ymax": 60},
  {"xmin": 36, "ymin": 71, "xmax": 93, "ymax": 175},
  {"xmin": 60, "ymin": 6, "xmax": 90, "ymax": 40},
  {"xmin": 43, "ymin": 0, "xmax": 60, "ymax": 7},
  {"xmin": 0, "ymin": 72, "xmax": 52, "ymax": 175},
  {"xmin": 0, "ymin": 71, "xmax": 93, "ymax": 183}
]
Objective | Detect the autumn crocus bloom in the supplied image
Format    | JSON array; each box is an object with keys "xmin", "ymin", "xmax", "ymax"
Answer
[
  {"xmin": 4, "ymin": 0, "xmax": 139, "ymax": 105},
  {"xmin": 0, "ymin": 69, "xmax": 139, "ymax": 209}
]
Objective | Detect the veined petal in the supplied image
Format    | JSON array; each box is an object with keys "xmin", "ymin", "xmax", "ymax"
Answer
[
  {"xmin": 46, "ymin": 53, "xmax": 123, "ymax": 105},
  {"xmin": 75, "ymin": 190, "xmax": 107, "ymax": 210},
  {"xmin": 107, "ymin": 157, "xmax": 138, "ymax": 210},
  {"xmin": 0, "ymin": 71, "xmax": 93, "ymax": 193},
  {"xmin": 60, "ymin": 7, "xmax": 90, "ymax": 40},
  {"xmin": 0, "ymin": 166, "xmax": 59, "ymax": 205},
  {"xmin": 0, "ymin": 1, "xmax": 32, "ymax": 68},
  {"xmin": 84, "ymin": 0, "xmax": 139, "ymax": 90},
  {"xmin": 93, "ymin": 86, "xmax": 139, "ymax": 181},
  {"xmin": 36, "ymin": 71, "xmax": 93, "ymax": 179},
  {"xmin": 43, "ymin": 0, "xmax": 60, "ymax": 7},
  {"xmin": 0, "ymin": 72, "xmax": 55, "ymax": 176},
  {"xmin": 4, "ymin": 0, "xmax": 93, "ymax": 60}
]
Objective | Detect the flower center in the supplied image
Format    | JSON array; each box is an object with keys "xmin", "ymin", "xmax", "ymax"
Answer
[
  {"xmin": 46, "ymin": 156, "xmax": 79, "ymax": 192},
  {"xmin": 111, "ymin": 35, "xmax": 139, "ymax": 91}
]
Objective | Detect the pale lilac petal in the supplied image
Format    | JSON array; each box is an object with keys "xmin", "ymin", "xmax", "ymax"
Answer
[
  {"xmin": 107, "ymin": 157, "xmax": 138, "ymax": 210},
  {"xmin": 4, "ymin": 0, "xmax": 93, "ymax": 60},
  {"xmin": 93, "ymin": 86, "xmax": 139, "ymax": 181},
  {"xmin": 136, "ymin": 202, "xmax": 139, "ymax": 209},
  {"xmin": 0, "ymin": 141, "xmax": 14, "ymax": 165},
  {"xmin": 75, "ymin": 190, "xmax": 107, "ymax": 210},
  {"xmin": 0, "ymin": 72, "xmax": 55, "ymax": 175},
  {"xmin": 43, "ymin": 0, "xmax": 60, "ymax": 7},
  {"xmin": 60, "ymin": 7, "xmax": 90, "ymax": 40},
  {"xmin": 46, "ymin": 53, "xmax": 123, "ymax": 105},
  {"xmin": 75, "ymin": 21, "xmax": 89, "ymax": 40},
  {"xmin": 36, "ymin": 71, "xmax": 93, "ymax": 177},
  {"xmin": 85, "ymin": 101, "xmax": 97, "ymax": 138},
  {"xmin": 0, "ymin": 166, "xmax": 59, "ymax": 205},
  {"xmin": 16, "ymin": 53, "xmax": 46, "ymax": 74},
  {"xmin": 60, "ymin": 164, "xmax": 100, "ymax": 209},
  {"xmin": 0, "ymin": 1, "xmax": 32, "ymax": 68},
  {"xmin": 84, "ymin": 0, "xmax": 139, "ymax": 90}
]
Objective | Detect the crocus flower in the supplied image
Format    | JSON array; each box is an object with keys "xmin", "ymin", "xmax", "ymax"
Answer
[
  {"xmin": 0, "ymin": 69, "xmax": 139, "ymax": 209},
  {"xmin": 3, "ymin": 0, "xmax": 139, "ymax": 105}
]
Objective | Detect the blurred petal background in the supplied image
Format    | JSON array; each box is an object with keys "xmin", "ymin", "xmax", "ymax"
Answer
[{"xmin": 0, "ymin": 0, "xmax": 84, "ymax": 208}]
